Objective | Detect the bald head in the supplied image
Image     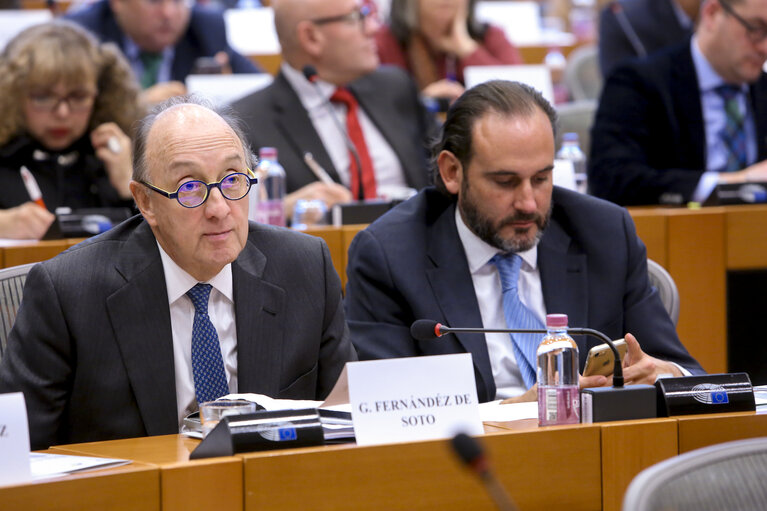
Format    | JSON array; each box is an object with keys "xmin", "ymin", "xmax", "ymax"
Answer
[{"xmin": 272, "ymin": 0, "xmax": 380, "ymax": 84}]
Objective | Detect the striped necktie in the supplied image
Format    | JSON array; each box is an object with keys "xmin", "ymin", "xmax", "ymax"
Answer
[
  {"xmin": 186, "ymin": 283, "xmax": 229, "ymax": 404},
  {"xmin": 492, "ymin": 253, "xmax": 544, "ymax": 389},
  {"xmin": 716, "ymin": 84, "xmax": 748, "ymax": 172}
]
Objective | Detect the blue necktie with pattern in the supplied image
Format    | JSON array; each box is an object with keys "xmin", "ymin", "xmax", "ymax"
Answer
[
  {"xmin": 186, "ymin": 283, "xmax": 229, "ymax": 404},
  {"xmin": 716, "ymin": 84, "xmax": 748, "ymax": 172},
  {"xmin": 492, "ymin": 253, "xmax": 544, "ymax": 389}
]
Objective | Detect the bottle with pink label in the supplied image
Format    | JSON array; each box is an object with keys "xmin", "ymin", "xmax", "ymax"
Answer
[
  {"xmin": 250, "ymin": 147, "xmax": 286, "ymax": 227},
  {"xmin": 537, "ymin": 313, "xmax": 580, "ymax": 426}
]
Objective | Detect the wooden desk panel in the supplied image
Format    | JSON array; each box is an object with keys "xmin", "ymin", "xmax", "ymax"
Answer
[
  {"xmin": 676, "ymin": 411, "xmax": 767, "ymax": 454},
  {"xmin": 241, "ymin": 425, "xmax": 602, "ymax": 511},
  {"xmin": 600, "ymin": 419, "xmax": 678, "ymax": 511},
  {"xmin": 666, "ymin": 209, "xmax": 727, "ymax": 373},
  {"xmin": 51, "ymin": 434, "xmax": 242, "ymax": 511},
  {"xmin": 1, "ymin": 460, "xmax": 159, "ymax": 511},
  {"xmin": 726, "ymin": 204, "xmax": 767, "ymax": 269},
  {"xmin": 630, "ymin": 209, "xmax": 668, "ymax": 267}
]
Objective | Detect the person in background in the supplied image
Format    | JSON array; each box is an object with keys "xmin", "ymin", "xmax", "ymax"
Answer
[
  {"xmin": 232, "ymin": 0, "xmax": 437, "ymax": 217},
  {"xmin": 345, "ymin": 80, "xmax": 704, "ymax": 403},
  {"xmin": 65, "ymin": 0, "xmax": 260, "ymax": 105},
  {"xmin": 0, "ymin": 95, "xmax": 356, "ymax": 450},
  {"xmin": 589, "ymin": 0, "xmax": 767, "ymax": 206},
  {"xmin": 376, "ymin": 0, "xmax": 522, "ymax": 103},
  {"xmin": 598, "ymin": 0, "xmax": 700, "ymax": 78},
  {"xmin": 0, "ymin": 21, "xmax": 140, "ymax": 240}
]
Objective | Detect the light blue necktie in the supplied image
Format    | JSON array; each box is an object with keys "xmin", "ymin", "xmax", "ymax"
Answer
[
  {"xmin": 187, "ymin": 283, "xmax": 229, "ymax": 404},
  {"xmin": 492, "ymin": 253, "xmax": 544, "ymax": 389},
  {"xmin": 716, "ymin": 84, "xmax": 748, "ymax": 172}
]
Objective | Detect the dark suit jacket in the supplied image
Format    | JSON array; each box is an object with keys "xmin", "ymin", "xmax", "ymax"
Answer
[
  {"xmin": 598, "ymin": 0, "xmax": 692, "ymax": 78},
  {"xmin": 0, "ymin": 216, "xmax": 355, "ymax": 449},
  {"xmin": 230, "ymin": 67, "xmax": 437, "ymax": 194},
  {"xmin": 65, "ymin": 0, "xmax": 259, "ymax": 82},
  {"xmin": 589, "ymin": 41, "xmax": 767, "ymax": 206},
  {"xmin": 344, "ymin": 187, "xmax": 704, "ymax": 402}
]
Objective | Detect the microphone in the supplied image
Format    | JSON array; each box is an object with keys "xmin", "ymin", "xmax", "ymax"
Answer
[
  {"xmin": 410, "ymin": 319, "xmax": 624, "ymax": 387},
  {"xmin": 610, "ymin": 2, "xmax": 647, "ymax": 58},
  {"xmin": 451, "ymin": 433, "xmax": 519, "ymax": 511},
  {"xmin": 301, "ymin": 65, "xmax": 365, "ymax": 200}
]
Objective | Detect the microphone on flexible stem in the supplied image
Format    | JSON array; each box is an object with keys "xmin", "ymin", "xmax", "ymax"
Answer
[
  {"xmin": 412, "ymin": 319, "xmax": 658, "ymax": 422},
  {"xmin": 302, "ymin": 64, "xmax": 365, "ymax": 200},
  {"xmin": 451, "ymin": 433, "xmax": 519, "ymax": 511},
  {"xmin": 410, "ymin": 319, "xmax": 624, "ymax": 387},
  {"xmin": 610, "ymin": 2, "xmax": 647, "ymax": 58}
]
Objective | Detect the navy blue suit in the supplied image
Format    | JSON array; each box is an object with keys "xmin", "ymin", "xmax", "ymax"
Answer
[
  {"xmin": 65, "ymin": 0, "xmax": 259, "ymax": 83},
  {"xmin": 344, "ymin": 187, "xmax": 704, "ymax": 402},
  {"xmin": 589, "ymin": 41, "xmax": 767, "ymax": 206}
]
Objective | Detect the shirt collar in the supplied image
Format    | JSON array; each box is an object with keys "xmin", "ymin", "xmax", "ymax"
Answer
[
  {"xmin": 454, "ymin": 206, "xmax": 538, "ymax": 274},
  {"xmin": 156, "ymin": 241, "xmax": 234, "ymax": 305},
  {"xmin": 281, "ymin": 62, "xmax": 338, "ymax": 114},
  {"xmin": 691, "ymin": 35, "xmax": 747, "ymax": 93}
]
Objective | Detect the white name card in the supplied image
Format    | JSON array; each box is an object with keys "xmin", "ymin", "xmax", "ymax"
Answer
[
  {"xmin": 0, "ymin": 392, "xmax": 31, "ymax": 486},
  {"xmin": 348, "ymin": 354, "xmax": 483, "ymax": 446}
]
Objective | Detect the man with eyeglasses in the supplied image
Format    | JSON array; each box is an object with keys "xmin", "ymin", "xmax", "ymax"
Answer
[
  {"xmin": 0, "ymin": 96, "xmax": 356, "ymax": 450},
  {"xmin": 65, "ymin": 0, "xmax": 259, "ymax": 104},
  {"xmin": 589, "ymin": 0, "xmax": 767, "ymax": 206},
  {"xmin": 231, "ymin": 0, "xmax": 438, "ymax": 217}
]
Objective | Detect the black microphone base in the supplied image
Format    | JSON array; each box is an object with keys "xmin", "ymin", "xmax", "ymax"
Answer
[{"xmin": 580, "ymin": 385, "xmax": 657, "ymax": 423}]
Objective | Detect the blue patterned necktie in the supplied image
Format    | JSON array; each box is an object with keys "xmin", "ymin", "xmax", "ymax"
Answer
[
  {"xmin": 492, "ymin": 253, "xmax": 544, "ymax": 389},
  {"xmin": 186, "ymin": 283, "xmax": 229, "ymax": 404},
  {"xmin": 716, "ymin": 84, "xmax": 748, "ymax": 172}
]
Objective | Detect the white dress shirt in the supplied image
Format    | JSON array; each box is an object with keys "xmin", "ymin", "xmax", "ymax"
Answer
[
  {"xmin": 281, "ymin": 63, "xmax": 407, "ymax": 190},
  {"xmin": 157, "ymin": 243, "xmax": 238, "ymax": 427},
  {"xmin": 455, "ymin": 208, "xmax": 547, "ymax": 399}
]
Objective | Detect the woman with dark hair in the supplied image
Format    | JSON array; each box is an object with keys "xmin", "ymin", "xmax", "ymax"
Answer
[
  {"xmin": 0, "ymin": 21, "xmax": 142, "ymax": 239},
  {"xmin": 376, "ymin": 0, "xmax": 522, "ymax": 101}
]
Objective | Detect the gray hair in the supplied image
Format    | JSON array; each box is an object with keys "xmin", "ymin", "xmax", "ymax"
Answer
[{"xmin": 132, "ymin": 95, "xmax": 255, "ymax": 183}]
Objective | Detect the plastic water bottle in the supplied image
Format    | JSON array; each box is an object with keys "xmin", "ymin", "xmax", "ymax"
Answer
[
  {"xmin": 557, "ymin": 132, "xmax": 588, "ymax": 194},
  {"xmin": 544, "ymin": 47, "xmax": 569, "ymax": 105},
  {"xmin": 537, "ymin": 313, "xmax": 580, "ymax": 426},
  {"xmin": 252, "ymin": 147, "xmax": 286, "ymax": 227}
]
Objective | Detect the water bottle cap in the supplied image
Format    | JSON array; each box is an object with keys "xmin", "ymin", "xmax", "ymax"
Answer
[
  {"xmin": 546, "ymin": 313, "xmax": 568, "ymax": 327},
  {"xmin": 259, "ymin": 147, "xmax": 278, "ymax": 160},
  {"xmin": 562, "ymin": 133, "xmax": 579, "ymax": 142}
]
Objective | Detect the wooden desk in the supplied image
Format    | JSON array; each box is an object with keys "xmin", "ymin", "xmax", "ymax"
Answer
[
  {"xmin": 6, "ymin": 411, "xmax": 764, "ymax": 511},
  {"xmin": 51, "ymin": 435, "xmax": 243, "ymax": 511},
  {"xmin": 1, "ymin": 457, "xmax": 159, "ymax": 511}
]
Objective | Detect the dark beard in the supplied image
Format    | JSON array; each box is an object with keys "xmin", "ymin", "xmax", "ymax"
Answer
[{"xmin": 459, "ymin": 181, "xmax": 551, "ymax": 253}]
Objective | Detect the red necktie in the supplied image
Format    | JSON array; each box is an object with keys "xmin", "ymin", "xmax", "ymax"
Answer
[{"xmin": 330, "ymin": 87, "xmax": 378, "ymax": 199}]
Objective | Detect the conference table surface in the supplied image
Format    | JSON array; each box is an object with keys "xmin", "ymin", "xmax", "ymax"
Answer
[{"xmin": 2, "ymin": 411, "xmax": 765, "ymax": 511}]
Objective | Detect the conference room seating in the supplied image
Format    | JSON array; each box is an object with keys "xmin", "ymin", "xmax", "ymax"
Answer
[
  {"xmin": 563, "ymin": 44, "xmax": 602, "ymax": 101},
  {"xmin": 555, "ymin": 98, "xmax": 597, "ymax": 155},
  {"xmin": 0, "ymin": 262, "xmax": 35, "ymax": 361},
  {"xmin": 647, "ymin": 259, "xmax": 680, "ymax": 326},
  {"xmin": 622, "ymin": 436, "xmax": 767, "ymax": 511}
]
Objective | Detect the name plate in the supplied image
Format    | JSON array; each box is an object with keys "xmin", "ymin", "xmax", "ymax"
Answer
[
  {"xmin": 348, "ymin": 354, "xmax": 483, "ymax": 446},
  {"xmin": 0, "ymin": 392, "xmax": 31, "ymax": 485}
]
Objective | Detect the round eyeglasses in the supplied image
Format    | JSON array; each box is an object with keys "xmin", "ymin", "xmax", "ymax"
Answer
[{"xmin": 140, "ymin": 171, "xmax": 258, "ymax": 208}]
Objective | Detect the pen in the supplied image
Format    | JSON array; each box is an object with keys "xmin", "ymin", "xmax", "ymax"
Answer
[
  {"xmin": 20, "ymin": 165, "xmax": 46, "ymax": 209},
  {"xmin": 303, "ymin": 152, "xmax": 335, "ymax": 185}
]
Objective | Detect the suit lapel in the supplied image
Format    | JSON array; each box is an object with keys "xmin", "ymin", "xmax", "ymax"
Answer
[
  {"xmin": 106, "ymin": 222, "xmax": 178, "ymax": 435},
  {"xmin": 425, "ymin": 201, "xmax": 495, "ymax": 400},
  {"xmin": 538, "ymin": 213, "xmax": 588, "ymax": 330},
  {"xmin": 750, "ymin": 75, "xmax": 767, "ymax": 159},
  {"xmin": 271, "ymin": 73, "xmax": 342, "ymax": 183},
  {"xmin": 232, "ymin": 231, "xmax": 286, "ymax": 397}
]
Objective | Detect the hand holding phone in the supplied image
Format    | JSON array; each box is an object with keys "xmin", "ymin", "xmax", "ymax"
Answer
[{"xmin": 582, "ymin": 339, "xmax": 628, "ymax": 377}]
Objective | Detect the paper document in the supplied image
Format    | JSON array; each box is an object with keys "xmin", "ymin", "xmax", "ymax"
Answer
[{"xmin": 30, "ymin": 453, "xmax": 131, "ymax": 479}]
